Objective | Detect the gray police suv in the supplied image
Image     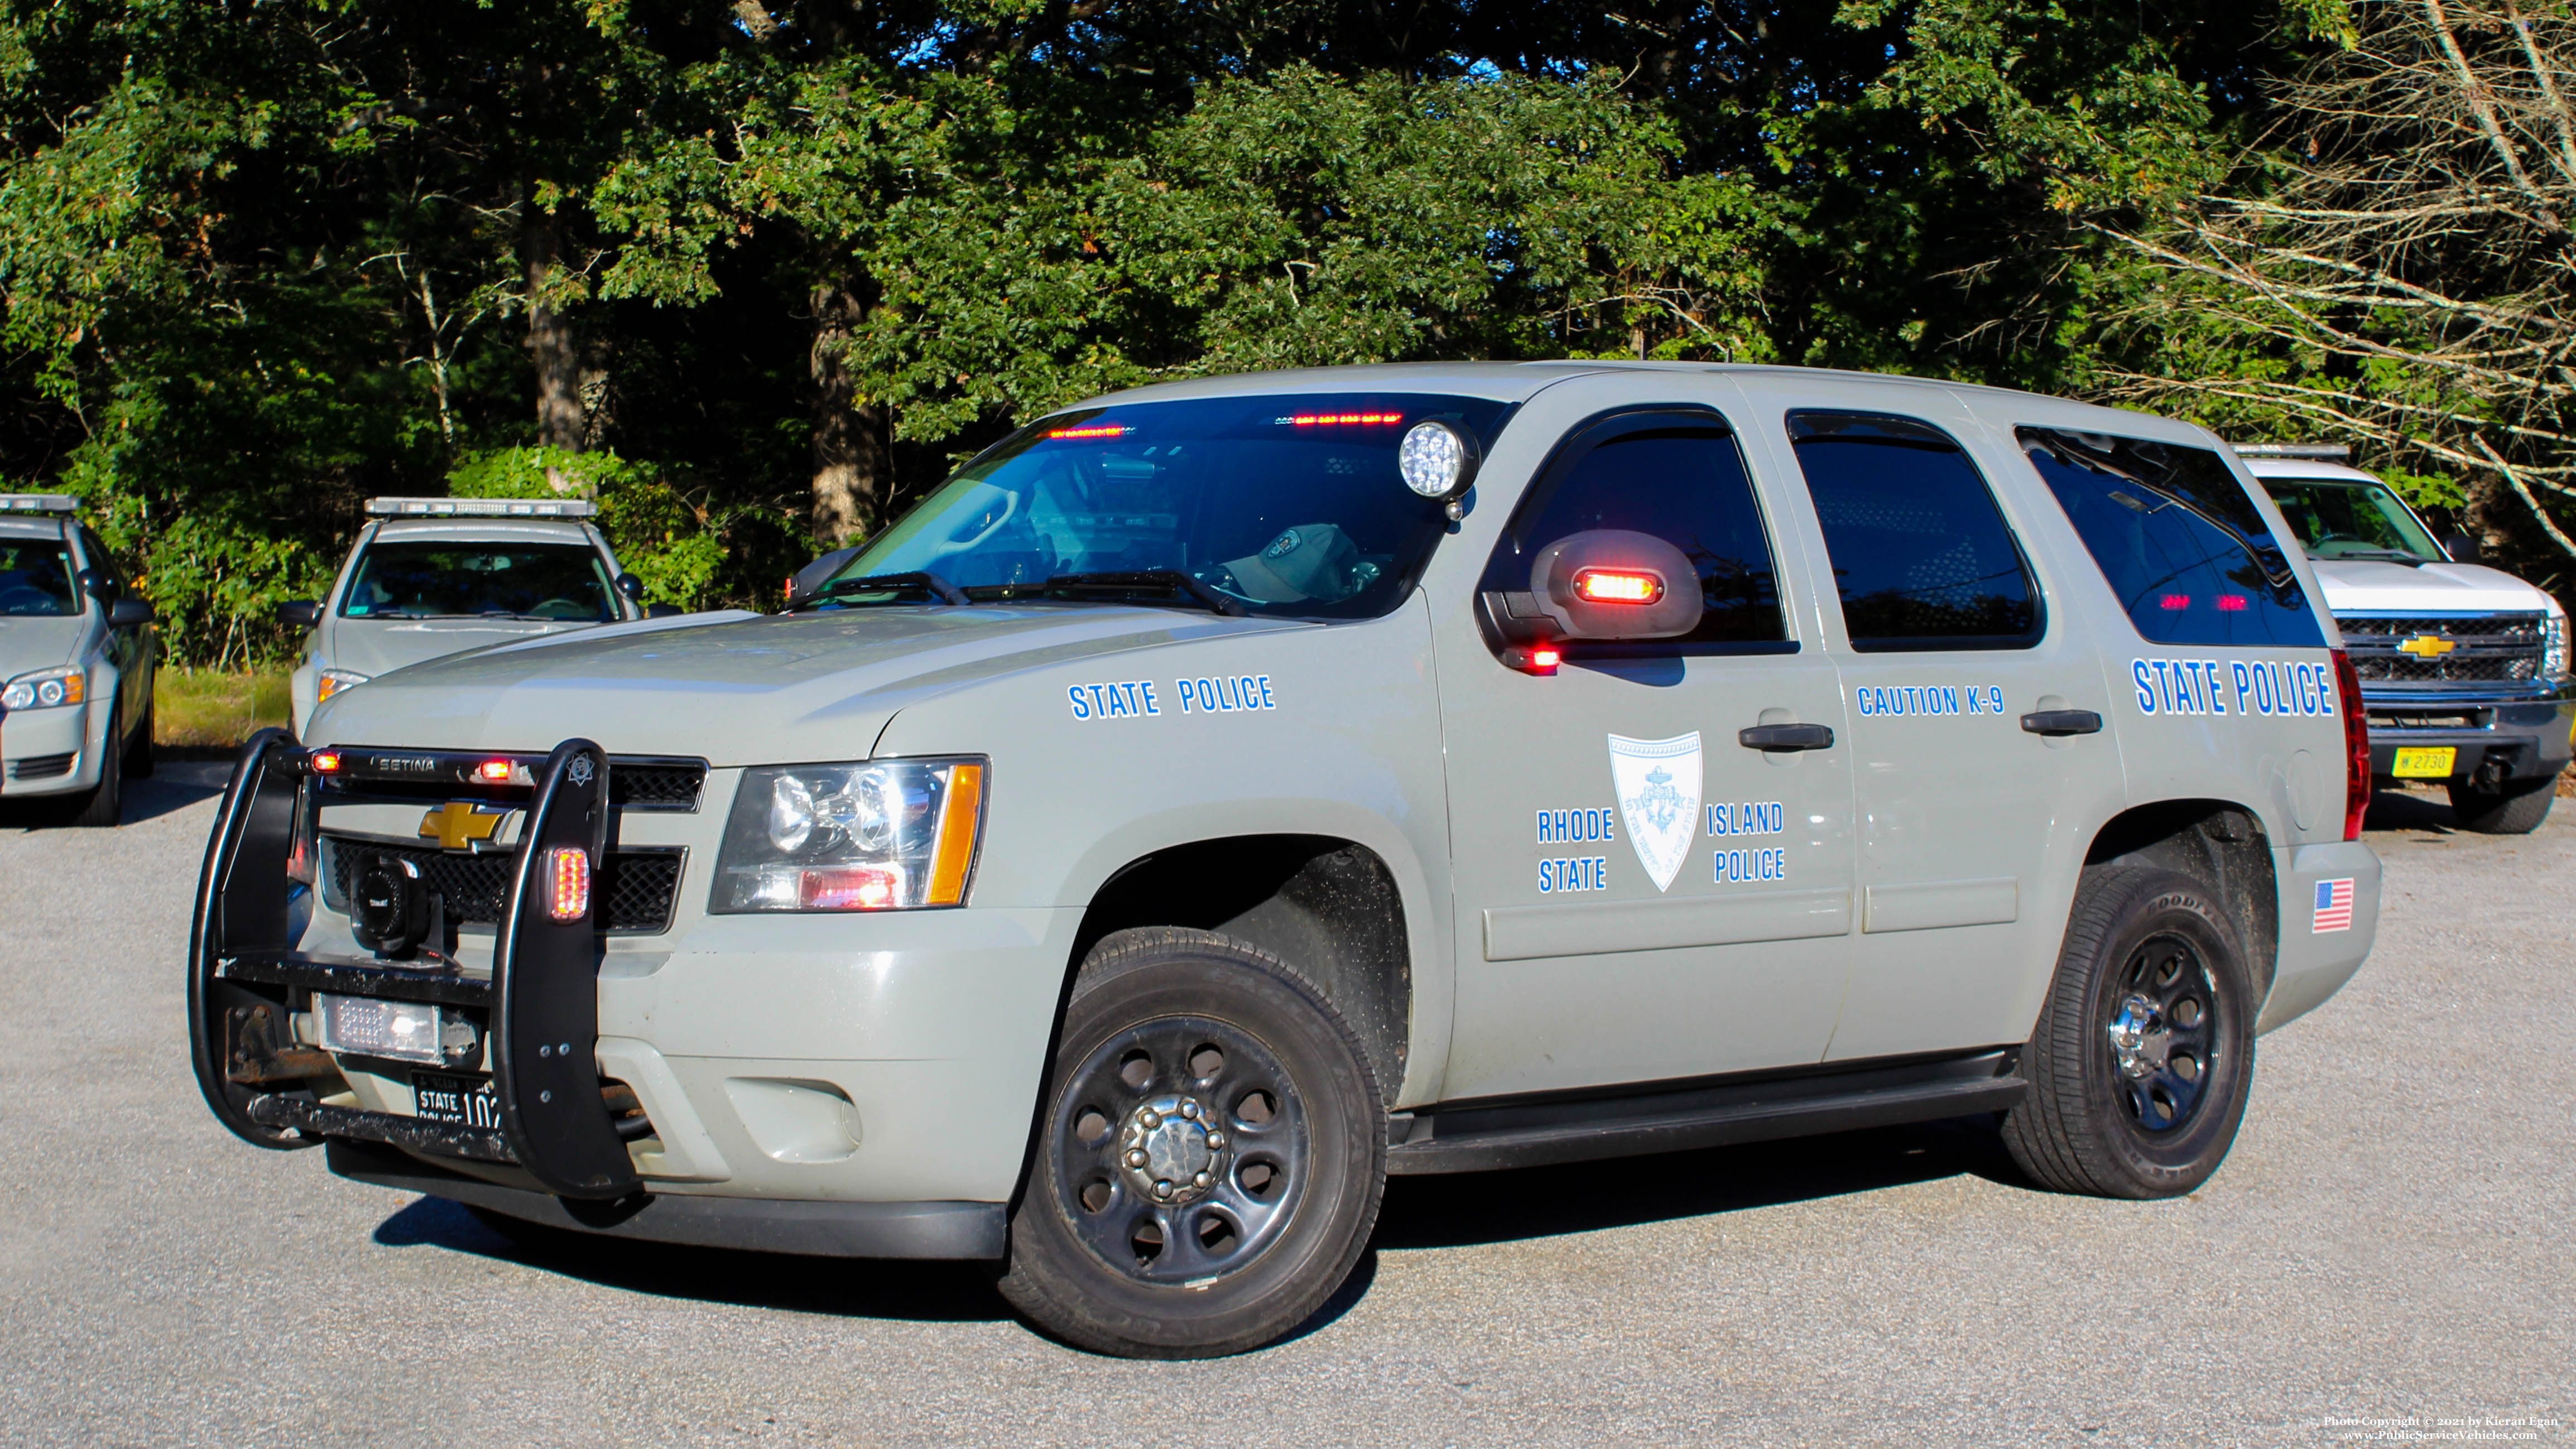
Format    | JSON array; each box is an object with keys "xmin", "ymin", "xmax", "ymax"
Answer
[
  {"xmin": 279, "ymin": 497, "xmax": 653, "ymax": 738},
  {"xmin": 190, "ymin": 364, "xmax": 2381, "ymax": 1357},
  {"xmin": 1, "ymin": 494, "xmax": 156, "ymax": 826}
]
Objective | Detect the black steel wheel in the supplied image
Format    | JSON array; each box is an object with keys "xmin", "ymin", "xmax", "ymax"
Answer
[
  {"xmin": 997, "ymin": 927, "xmax": 1383, "ymax": 1358},
  {"xmin": 2003, "ymin": 865, "xmax": 2255, "ymax": 1198}
]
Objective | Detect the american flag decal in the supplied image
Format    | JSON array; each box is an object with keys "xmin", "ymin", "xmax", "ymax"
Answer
[{"xmin": 2312, "ymin": 878, "xmax": 2354, "ymax": 933}]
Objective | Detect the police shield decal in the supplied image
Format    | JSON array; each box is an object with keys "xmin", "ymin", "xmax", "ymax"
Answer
[{"xmin": 1607, "ymin": 732, "xmax": 1702, "ymax": 893}]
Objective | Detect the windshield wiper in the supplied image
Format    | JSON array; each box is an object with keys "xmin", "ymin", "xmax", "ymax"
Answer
[
  {"xmin": 1040, "ymin": 570, "xmax": 1248, "ymax": 618},
  {"xmin": 2322, "ymin": 548, "xmax": 2433, "ymax": 565},
  {"xmin": 787, "ymin": 571, "xmax": 973, "ymax": 611}
]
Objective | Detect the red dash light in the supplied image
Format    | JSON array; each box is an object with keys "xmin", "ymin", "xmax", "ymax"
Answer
[
  {"xmin": 2158, "ymin": 594, "xmax": 2191, "ymax": 611},
  {"xmin": 1045, "ymin": 424, "xmax": 1130, "ymax": 440},
  {"xmin": 1572, "ymin": 568, "xmax": 1665, "ymax": 605},
  {"xmin": 1280, "ymin": 412, "xmax": 1404, "ymax": 426},
  {"xmin": 475, "ymin": 759, "xmax": 514, "ymax": 783},
  {"xmin": 2215, "ymin": 594, "xmax": 2250, "ymax": 612},
  {"xmin": 544, "ymin": 846, "xmax": 591, "ymax": 923},
  {"xmin": 309, "ymin": 751, "xmax": 343, "ymax": 774},
  {"xmin": 800, "ymin": 864, "xmax": 902, "ymax": 911}
]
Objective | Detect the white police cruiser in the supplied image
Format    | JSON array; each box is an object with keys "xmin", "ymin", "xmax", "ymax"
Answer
[
  {"xmin": 191, "ymin": 364, "xmax": 2382, "ymax": 1357},
  {"xmin": 281, "ymin": 497, "xmax": 663, "ymax": 738},
  {"xmin": 2235, "ymin": 445, "xmax": 2572, "ymax": 833},
  {"xmin": 1, "ymin": 494, "xmax": 156, "ymax": 825}
]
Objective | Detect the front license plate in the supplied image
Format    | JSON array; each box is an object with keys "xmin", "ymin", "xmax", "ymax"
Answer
[
  {"xmin": 2392, "ymin": 745, "xmax": 2458, "ymax": 779},
  {"xmin": 412, "ymin": 1072, "xmax": 501, "ymax": 1129}
]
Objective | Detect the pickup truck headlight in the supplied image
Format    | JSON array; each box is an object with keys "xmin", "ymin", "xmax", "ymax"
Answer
[
  {"xmin": 0, "ymin": 666, "xmax": 84, "ymax": 710},
  {"xmin": 2545, "ymin": 609, "xmax": 2570, "ymax": 679},
  {"xmin": 713, "ymin": 758, "xmax": 986, "ymax": 912},
  {"xmin": 316, "ymin": 668, "xmax": 369, "ymax": 703}
]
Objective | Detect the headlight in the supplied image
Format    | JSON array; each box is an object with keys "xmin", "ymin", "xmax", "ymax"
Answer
[
  {"xmin": 0, "ymin": 666, "xmax": 85, "ymax": 711},
  {"xmin": 316, "ymin": 668, "xmax": 369, "ymax": 703},
  {"xmin": 2545, "ymin": 609, "xmax": 2570, "ymax": 679},
  {"xmin": 713, "ymin": 758, "xmax": 986, "ymax": 912}
]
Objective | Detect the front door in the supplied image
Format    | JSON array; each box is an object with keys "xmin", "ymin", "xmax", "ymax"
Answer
[{"xmin": 1435, "ymin": 397, "xmax": 1858, "ymax": 1101}]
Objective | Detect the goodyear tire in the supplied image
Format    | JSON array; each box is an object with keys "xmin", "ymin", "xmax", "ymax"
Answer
[
  {"xmin": 2002, "ymin": 865, "xmax": 2256, "ymax": 1199},
  {"xmin": 997, "ymin": 927, "xmax": 1384, "ymax": 1358},
  {"xmin": 2447, "ymin": 778, "xmax": 2554, "ymax": 835}
]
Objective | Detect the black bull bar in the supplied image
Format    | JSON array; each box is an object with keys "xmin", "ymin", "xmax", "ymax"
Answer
[{"xmin": 188, "ymin": 729, "xmax": 642, "ymax": 1201}]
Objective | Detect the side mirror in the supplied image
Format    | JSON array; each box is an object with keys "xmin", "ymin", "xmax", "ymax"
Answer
[
  {"xmin": 646, "ymin": 603, "xmax": 683, "ymax": 619},
  {"xmin": 790, "ymin": 546, "xmax": 864, "ymax": 603},
  {"xmin": 107, "ymin": 597, "xmax": 155, "ymax": 627},
  {"xmin": 276, "ymin": 600, "xmax": 322, "ymax": 629},
  {"xmin": 617, "ymin": 572, "xmax": 647, "ymax": 601},
  {"xmin": 1487, "ymin": 529, "xmax": 1704, "ymax": 647},
  {"xmin": 2441, "ymin": 531, "xmax": 2482, "ymax": 564}
]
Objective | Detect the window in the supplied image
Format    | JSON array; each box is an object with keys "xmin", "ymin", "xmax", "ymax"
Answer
[
  {"xmin": 0, "ymin": 538, "xmax": 80, "ymax": 617},
  {"xmin": 341, "ymin": 541, "xmax": 618, "ymax": 622},
  {"xmin": 2253, "ymin": 474, "xmax": 2445, "ymax": 564},
  {"xmin": 833, "ymin": 393, "xmax": 1512, "ymax": 620},
  {"xmin": 2021, "ymin": 428, "xmax": 2325, "ymax": 649},
  {"xmin": 1479, "ymin": 412, "xmax": 1790, "ymax": 651},
  {"xmin": 1787, "ymin": 412, "xmax": 2041, "ymax": 651}
]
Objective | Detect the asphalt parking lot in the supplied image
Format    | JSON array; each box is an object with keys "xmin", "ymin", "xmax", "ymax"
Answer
[{"xmin": 2, "ymin": 766, "xmax": 2568, "ymax": 1448}]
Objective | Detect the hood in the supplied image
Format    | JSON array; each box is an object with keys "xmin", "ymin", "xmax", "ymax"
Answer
[
  {"xmin": 0, "ymin": 615, "xmax": 85, "ymax": 675},
  {"xmin": 309, "ymin": 604, "xmax": 1307, "ymax": 762},
  {"xmin": 324, "ymin": 615, "xmax": 605, "ymax": 680},
  {"xmin": 2306, "ymin": 558, "xmax": 2556, "ymax": 616}
]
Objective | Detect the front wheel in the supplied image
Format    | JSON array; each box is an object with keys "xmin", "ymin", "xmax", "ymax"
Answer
[
  {"xmin": 65, "ymin": 704, "xmax": 124, "ymax": 828},
  {"xmin": 2002, "ymin": 865, "xmax": 2256, "ymax": 1199},
  {"xmin": 2447, "ymin": 778, "xmax": 2555, "ymax": 835},
  {"xmin": 996, "ymin": 927, "xmax": 1385, "ymax": 1358}
]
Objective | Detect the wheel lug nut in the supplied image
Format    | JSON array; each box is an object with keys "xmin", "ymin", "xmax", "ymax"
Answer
[
  {"xmin": 1205, "ymin": 1132, "xmax": 1225, "ymax": 1149},
  {"xmin": 1139, "ymin": 1111, "xmax": 1160, "ymax": 1129},
  {"xmin": 1179, "ymin": 1100, "xmax": 1199, "ymax": 1119},
  {"xmin": 1192, "ymin": 1171, "xmax": 1211, "ymax": 1190},
  {"xmin": 1125, "ymin": 1149, "xmax": 1147, "ymax": 1168},
  {"xmin": 1152, "ymin": 1180, "xmax": 1173, "ymax": 1200}
]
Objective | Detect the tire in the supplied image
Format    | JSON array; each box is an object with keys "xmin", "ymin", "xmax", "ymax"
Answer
[
  {"xmin": 2002, "ymin": 865, "xmax": 2257, "ymax": 1199},
  {"xmin": 996, "ymin": 927, "xmax": 1385, "ymax": 1359},
  {"xmin": 65, "ymin": 704, "xmax": 123, "ymax": 828},
  {"xmin": 2447, "ymin": 778, "xmax": 2554, "ymax": 835},
  {"xmin": 124, "ymin": 697, "xmax": 155, "ymax": 779}
]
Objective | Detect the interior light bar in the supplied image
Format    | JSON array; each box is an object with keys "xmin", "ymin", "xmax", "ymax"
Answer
[
  {"xmin": 365, "ymin": 497, "xmax": 597, "ymax": 518},
  {"xmin": 1277, "ymin": 412, "xmax": 1404, "ymax": 427},
  {"xmin": 1044, "ymin": 425, "xmax": 1130, "ymax": 440}
]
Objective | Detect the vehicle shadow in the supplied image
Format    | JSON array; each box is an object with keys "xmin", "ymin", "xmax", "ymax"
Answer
[
  {"xmin": 2363, "ymin": 787, "xmax": 2459, "ymax": 834},
  {"xmin": 0, "ymin": 760, "xmax": 227, "ymax": 830},
  {"xmin": 369, "ymin": 1113, "xmax": 2024, "ymax": 1344}
]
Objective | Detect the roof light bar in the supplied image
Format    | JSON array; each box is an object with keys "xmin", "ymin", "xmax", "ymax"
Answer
[
  {"xmin": 2229, "ymin": 443, "xmax": 2352, "ymax": 461},
  {"xmin": 0, "ymin": 494, "xmax": 79, "ymax": 515},
  {"xmin": 364, "ymin": 497, "xmax": 598, "ymax": 518}
]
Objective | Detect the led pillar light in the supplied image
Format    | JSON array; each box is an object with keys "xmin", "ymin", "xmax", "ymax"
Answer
[
  {"xmin": 545, "ymin": 846, "xmax": 592, "ymax": 923},
  {"xmin": 1398, "ymin": 420, "xmax": 1477, "ymax": 500}
]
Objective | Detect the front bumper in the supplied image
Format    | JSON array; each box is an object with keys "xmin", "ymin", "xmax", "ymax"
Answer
[
  {"xmin": 2361, "ymin": 686, "xmax": 2574, "ymax": 787},
  {"xmin": 0, "ymin": 700, "xmax": 95, "ymax": 796}
]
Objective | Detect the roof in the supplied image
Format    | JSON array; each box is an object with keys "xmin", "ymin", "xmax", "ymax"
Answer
[{"xmin": 2240, "ymin": 458, "xmax": 2390, "ymax": 485}]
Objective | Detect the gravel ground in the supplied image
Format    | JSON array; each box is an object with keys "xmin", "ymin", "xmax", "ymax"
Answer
[{"xmin": 2, "ymin": 766, "xmax": 2568, "ymax": 1448}]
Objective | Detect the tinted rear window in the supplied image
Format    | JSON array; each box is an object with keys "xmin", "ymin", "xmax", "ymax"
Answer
[
  {"xmin": 2020, "ymin": 429, "xmax": 2324, "ymax": 648},
  {"xmin": 1787, "ymin": 412, "xmax": 2042, "ymax": 651}
]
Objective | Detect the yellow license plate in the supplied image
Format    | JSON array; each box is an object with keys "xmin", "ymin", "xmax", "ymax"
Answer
[{"xmin": 2392, "ymin": 745, "xmax": 2457, "ymax": 778}]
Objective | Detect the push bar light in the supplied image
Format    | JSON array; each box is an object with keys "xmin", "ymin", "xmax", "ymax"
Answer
[
  {"xmin": 365, "ymin": 497, "xmax": 597, "ymax": 518},
  {"xmin": 545, "ymin": 846, "xmax": 592, "ymax": 923}
]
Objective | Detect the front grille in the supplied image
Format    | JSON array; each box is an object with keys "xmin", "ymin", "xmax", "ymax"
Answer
[
  {"xmin": 611, "ymin": 763, "xmax": 705, "ymax": 810},
  {"xmin": 6, "ymin": 752, "xmax": 75, "ymax": 781},
  {"xmin": 323, "ymin": 838, "xmax": 684, "ymax": 933},
  {"xmin": 2338, "ymin": 613, "xmax": 2544, "ymax": 685}
]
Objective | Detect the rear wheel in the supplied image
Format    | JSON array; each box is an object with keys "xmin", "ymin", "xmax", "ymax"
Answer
[
  {"xmin": 65, "ymin": 704, "xmax": 123, "ymax": 828},
  {"xmin": 996, "ymin": 927, "xmax": 1384, "ymax": 1358},
  {"xmin": 2003, "ymin": 865, "xmax": 2256, "ymax": 1199},
  {"xmin": 2447, "ymin": 778, "xmax": 2554, "ymax": 835}
]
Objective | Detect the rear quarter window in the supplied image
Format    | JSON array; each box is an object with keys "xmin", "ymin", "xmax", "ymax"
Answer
[{"xmin": 2019, "ymin": 429, "xmax": 2325, "ymax": 649}]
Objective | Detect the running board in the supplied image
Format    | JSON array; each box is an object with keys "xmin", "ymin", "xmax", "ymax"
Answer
[{"xmin": 1387, "ymin": 1048, "xmax": 2024, "ymax": 1176}]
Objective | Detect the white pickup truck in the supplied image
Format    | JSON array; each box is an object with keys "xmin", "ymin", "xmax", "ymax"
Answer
[{"xmin": 2236, "ymin": 445, "xmax": 2572, "ymax": 833}]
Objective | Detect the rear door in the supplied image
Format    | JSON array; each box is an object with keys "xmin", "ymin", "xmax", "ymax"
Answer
[
  {"xmin": 1434, "ymin": 387, "xmax": 1858, "ymax": 1100},
  {"xmin": 1732, "ymin": 378, "xmax": 2127, "ymax": 1061}
]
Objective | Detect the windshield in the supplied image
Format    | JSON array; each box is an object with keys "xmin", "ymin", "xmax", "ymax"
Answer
[
  {"xmin": 0, "ymin": 539, "xmax": 80, "ymax": 617},
  {"xmin": 2255, "ymin": 475, "xmax": 2446, "ymax": 562},
  {"xmin": 340, "ymin": 540, "xmax": 617, "ymax": 621},
  {"xmin": 823, "ymin": 392, "xmax": 1515, "ymax": 619}
]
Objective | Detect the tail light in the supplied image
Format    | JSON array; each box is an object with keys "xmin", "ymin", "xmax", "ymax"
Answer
[
  {"xmin": 545, "ymin": 846, "xmax": 592, "ymax": 922},
  {"xmin": 2332, "ymin": 649, "xmax": 2370, "ymax": 840}
]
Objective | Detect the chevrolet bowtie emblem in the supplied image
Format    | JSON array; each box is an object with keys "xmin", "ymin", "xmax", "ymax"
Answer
[
  {"xmin": 2396, "ymin": 634, "xmax": 2457, "ymax": 658},
  {"xmin": 420, "ymin": 802, "xmax": 511, "ymax": 850}
]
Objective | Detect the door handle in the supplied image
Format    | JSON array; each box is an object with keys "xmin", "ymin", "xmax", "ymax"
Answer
[
  {"xmin": 1738, "ymin": 723, "xmax": 1835, "ymax": 751},
  {"xmin": 2020, "ymin": 709, "xmax": 2103, "ymax": 737}
]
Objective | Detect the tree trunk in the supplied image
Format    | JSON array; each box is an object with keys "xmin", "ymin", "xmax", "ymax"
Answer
[
  {"xmin": 525, "ymin": 206, "xmax": 585, "ymax": 458},
  {"xmin": 810, "ymin": 280, "xmax": 890, "ymax": 546}
]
